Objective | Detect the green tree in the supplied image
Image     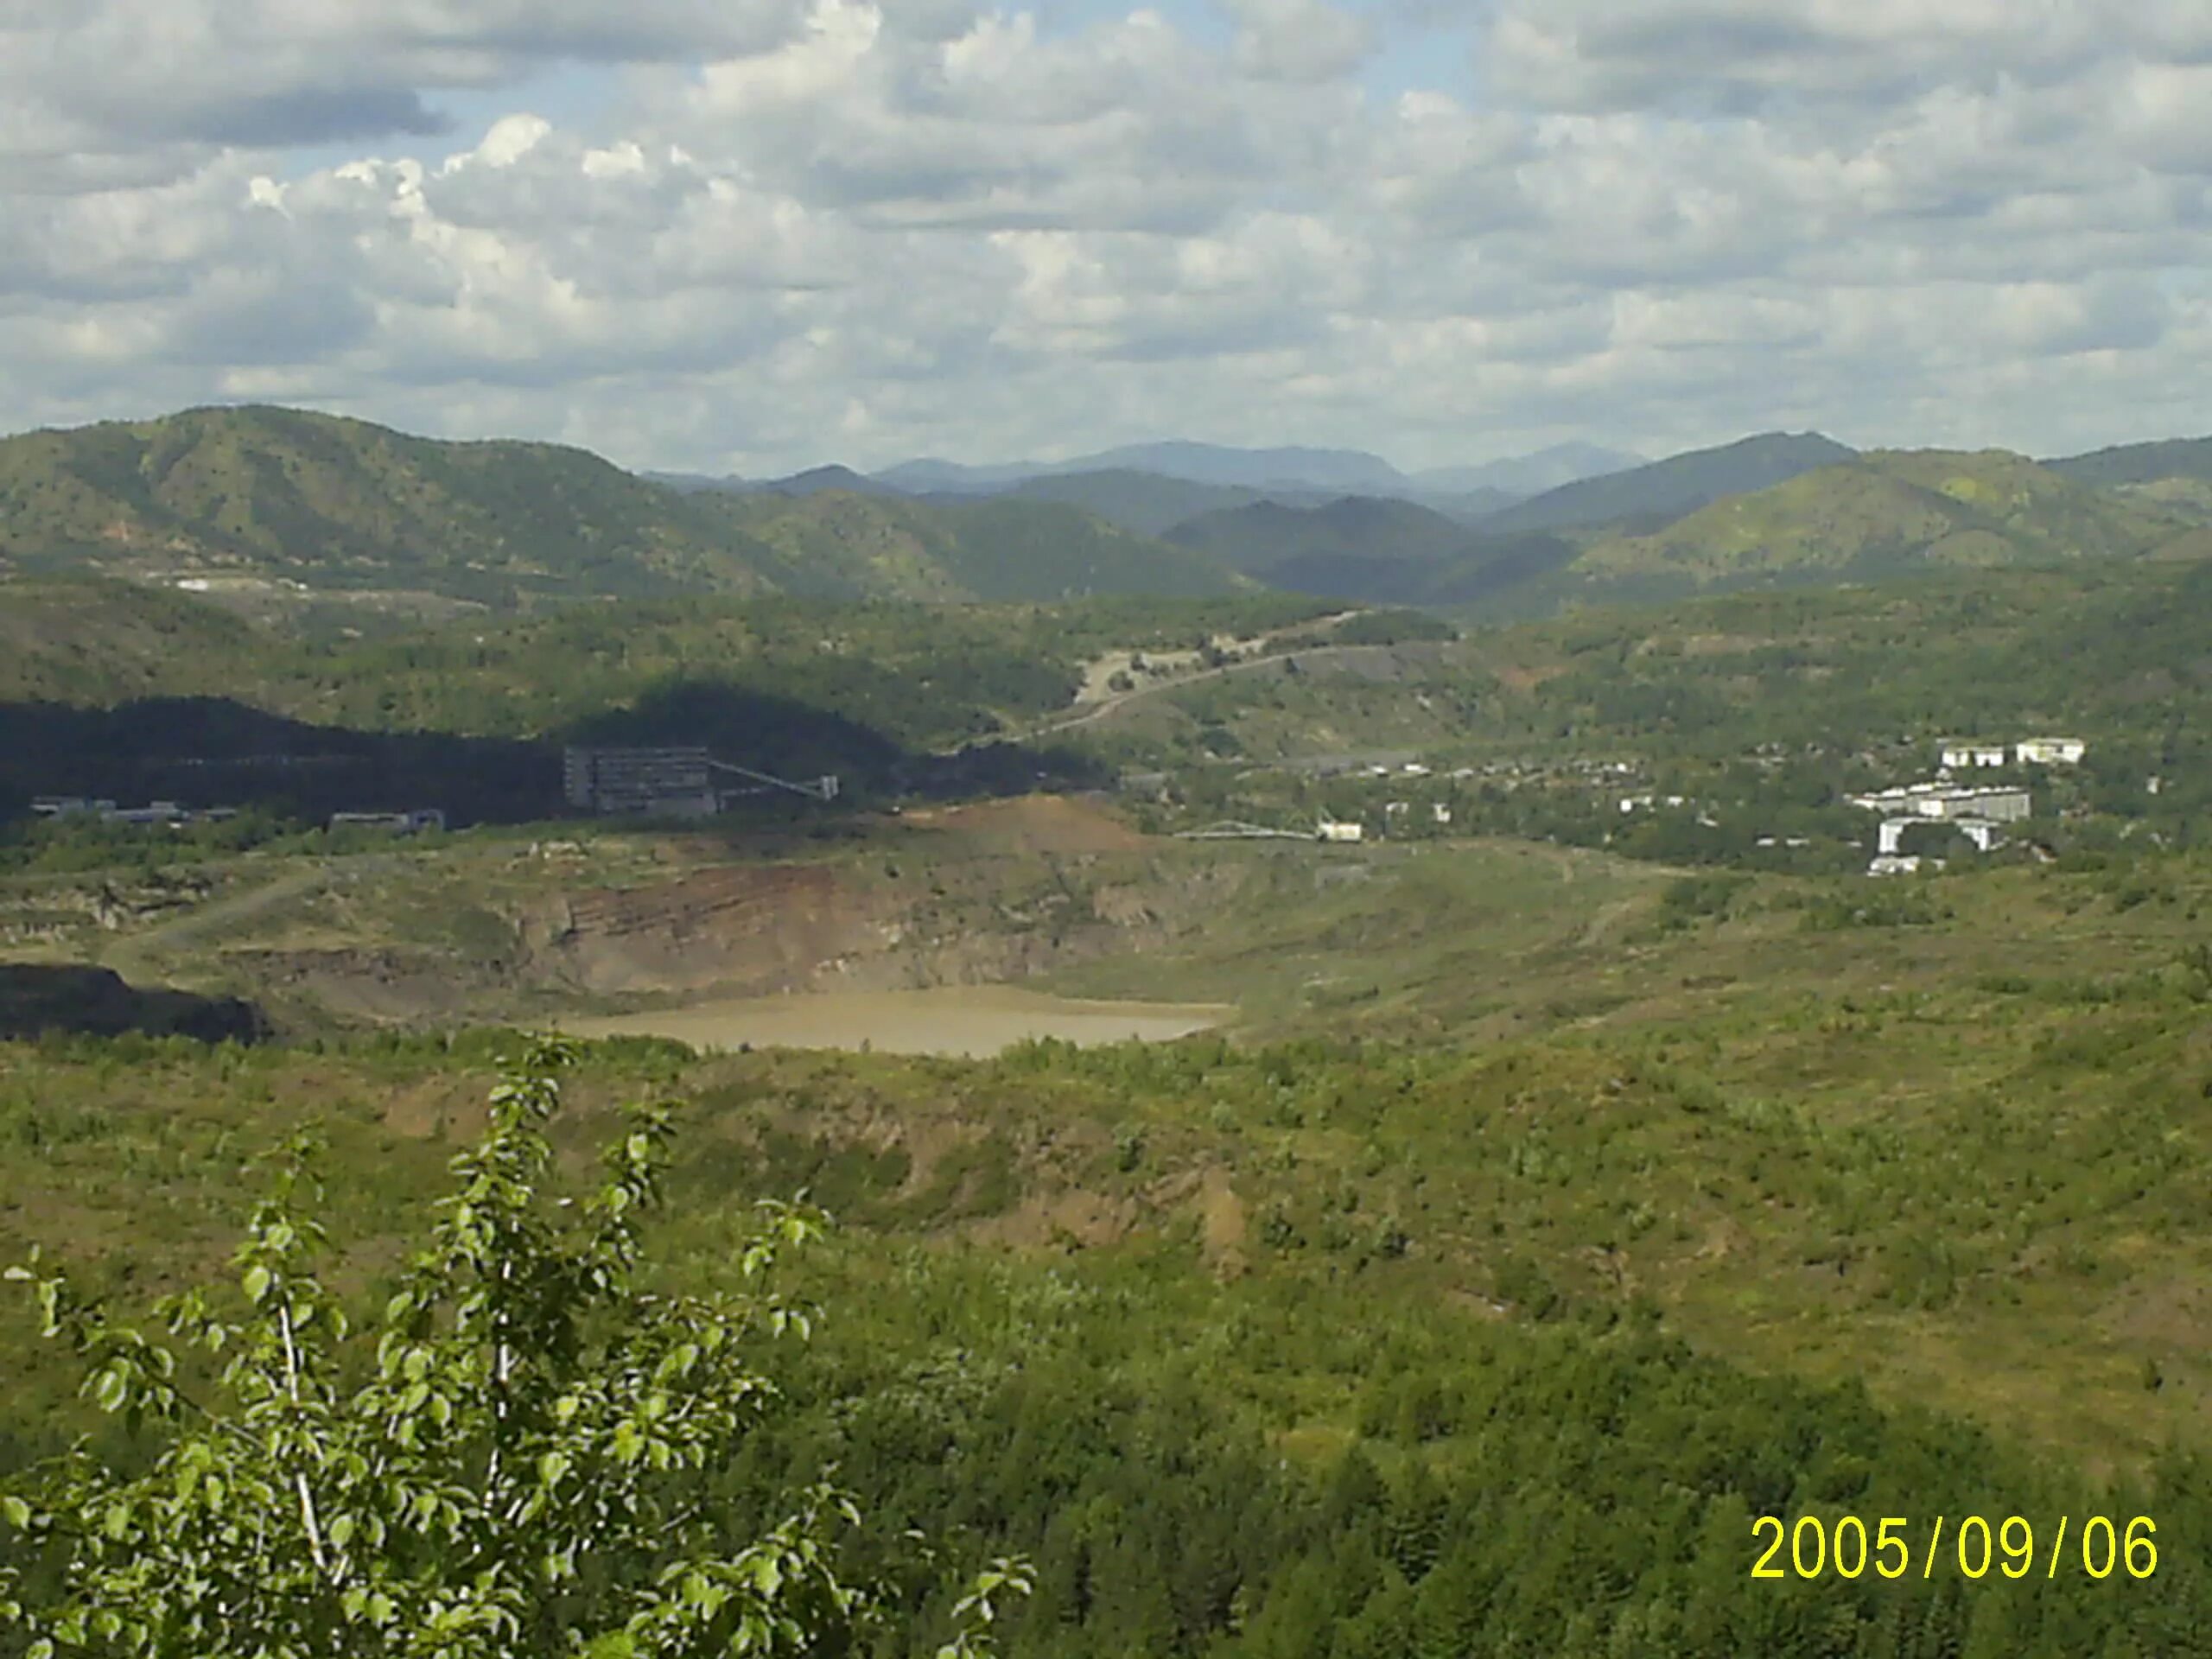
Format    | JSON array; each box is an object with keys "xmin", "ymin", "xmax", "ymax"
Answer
[{"xmin": 0, "ymin": 1039, "xmax": 1026, "ymax": 1658}]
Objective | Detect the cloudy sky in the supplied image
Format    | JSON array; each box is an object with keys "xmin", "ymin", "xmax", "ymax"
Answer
[{"xmin": 3, "ymin": 0, "xmax": 2209, "ymax": 475}]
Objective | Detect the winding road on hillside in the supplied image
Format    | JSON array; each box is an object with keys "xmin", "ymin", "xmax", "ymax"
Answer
[{"xmin": 1018, "ymin": 612, "xmax": 1392, "ymax": 741}]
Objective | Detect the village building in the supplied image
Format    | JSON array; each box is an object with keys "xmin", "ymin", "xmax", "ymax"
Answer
[{"xmin": 1940, "ymin": 740, "xmax": 2010, "ymax": 769}]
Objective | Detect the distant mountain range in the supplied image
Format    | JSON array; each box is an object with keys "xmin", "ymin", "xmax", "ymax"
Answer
[
  {"xmin": 877, "ymin": 441, "xmax": 1416, "ymax": 496},
  {"xmin": 872, "ymin": 438, "xmax": 1645, "ymax": 511},
  {"xmin": 3, "ymin": 405, "xmax": 2207, "ymax": 622},
  {"xmin": 1410, "ymin": 442, "xmax": 1644, "ymax": 497},
  {"xmin": 1151, "ymin": 439, "xmax": 2209, "ymax": 611},
  {"xmin": 0, "ymin": 407, "xmax": 1246, "ymax": 608}
]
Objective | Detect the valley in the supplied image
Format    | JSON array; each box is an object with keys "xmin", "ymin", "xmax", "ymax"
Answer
[{"xmin": 3, "ymin": 408, "xmax": 2211, "ymax": 1656}]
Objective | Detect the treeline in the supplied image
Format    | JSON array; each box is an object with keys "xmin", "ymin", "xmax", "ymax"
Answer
[{"xmin": 733, "ymin": 1268, "xmax": 2210, "ymax": 1658}]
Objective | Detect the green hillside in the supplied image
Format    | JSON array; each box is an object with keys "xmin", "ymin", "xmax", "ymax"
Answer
[
  {"xmin": 1479, "ymin": 431, "xmax": 1858, "ymax": 535},
  {"xmin": 0, "ymin": 579, "xmax": 1337, "ymax": 823},
  {"xmin": 2047, "ymin": 434, "xmax": 2212, "ymax": 487},
  {"xmin": 1073, "ymin": 556, "xmax": 2212, "ymax": 872},
  {"xmin": 1567, "ymin": 449, "xmax": 2196, "ymax": 589},
  {"xmin": 1003, "ymin": 469, "xmax": 1273, "ymax": 535},
  {"xmin": 1166, "ymin": 495, "xmax": 1472, "ymax": 592},
  {"xmin": 0, "ymin": 407, "xmax": 1243, "ymax": 610},
  {"xmin": 0, "ymin": 578, "xmax": 264, "ymax": 704},
  {"xmin": 698, "ymin": 491, "xmax": 1247, "ymax": 601},
  {"xmin": 2044, "ymin": 438, "xmax": 2212, "ymax": 529},
  {"xmin": 6, "ymin": 549, "xmax": 2212, "ymax": 1649},
  {"xmin": 0, "ymin": 404, "xmax": 780, "ymax": 605}
]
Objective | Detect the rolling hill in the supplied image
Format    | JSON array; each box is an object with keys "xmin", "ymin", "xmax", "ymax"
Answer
[
  {"xmin": 1165, "ymin": 494, "xmax": 1473, "ymax": 589},
  {"xmin": 2046, "ymin": 435, "xmax": 2212, "ymax": 527},
  {"xmin": 1478, "ymin": 431, "xmax": 1858, "ymax": 535},
  {"xmin": 997, "ymin": 469, "xmax": 1276, "ymax": 535},
  {"xmin": 1567, "ymin": 448, "xmax": 2201, "ymax": 589},
  {"xmin": 1162, "ymin": 494, "xmax": 1582, "ymax": 607},
  {"xmin": 0, "ymin": 404, "xmax": 778, "ymax": 604},
  {"xmin": 0, "ymin": 407, "xmax": 1243, "ymax": 609},
  {"xmin": 877, "ymin": 440, "xmax": 1413, "ymax": 495},
  {"xmin": 1412, "ymin": 442, "xmax": 1643, "ymax": 496},
  {"xmin": 758, "ymin": 464, "xmax": 908, "ymax": 498},
  {"xmin": 874, "ymin": 439, "xmax": 1635, "ymax": 504},
  {"xmin": 2046, "ymin": 434, "xmax": 2212, "ymax": 487},
  {"xmin": 709, "ymin": 492, "xmax": 1249, "ymax": 601},
  {"xmin": 0, "ymin": 577, "xmax": 265, "ymax": 704}
]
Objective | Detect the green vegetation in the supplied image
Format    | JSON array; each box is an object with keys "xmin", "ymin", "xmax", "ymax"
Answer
[
  {"xmin": 1, "ymin": 987, "xmax": 2209, "ymax": 1653},
  {"xmin": 6, "ymin": 435, "xmax": 2212, "ymax": 1649},
  {"xmin": 1482, "ymin": 432, "xmax": 1859, "ymax": 536},
  {"xmin": 9, "ymin": 406, "xmax": 2209, "ymax": 626},
  {"xmin": 1001, "ymin": 470, "xmax": 1273, "ymax": 536},
  {"xmin": 2046, "ymin": 435, "xmax": 2212, "ymax": 490},
  {"xmin": 0, "ymin": 583, "xmax": 1343, "ymax": 824},
  {"xmin": 0, "ymin": 408, "xmax": 1241, "ymax": 612},
  {"xmin": 0, "ymin": 1041, "xmax": 1024, "ymax": 1658},
  {"xmin": 1087, "ymin": 558, "xmax": 2210, "ymax": 869},
  {"xmin": 1567, "ymin": 450, "xmax": 2196, "ymax": 594}
]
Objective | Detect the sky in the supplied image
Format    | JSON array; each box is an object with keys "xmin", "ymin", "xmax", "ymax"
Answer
[{"xmin": 2, "ymin": 0, "xmax": 2209, "ymax": 476}]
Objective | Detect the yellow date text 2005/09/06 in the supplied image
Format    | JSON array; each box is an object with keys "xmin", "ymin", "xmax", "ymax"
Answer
[{"xmin": 1751, "ymin": 1515, "xmax": 2158, "ymax": 1582}]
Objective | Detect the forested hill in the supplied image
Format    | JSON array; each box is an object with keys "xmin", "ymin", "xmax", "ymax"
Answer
[
  {"xmin": 1478, "ymin": 431, "xmax": 1859, "ymax": 535},
  {"xmin": 1568, "ymin": 448, "xmax": 2203, "ymax": 588},
  {"xmin": 0, "ymin": 405, "xmax": 1246, "ymax": 609}
]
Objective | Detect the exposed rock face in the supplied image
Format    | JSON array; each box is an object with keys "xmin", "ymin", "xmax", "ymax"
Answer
[{"xmin": 520, "ymin": 865, "xmax": 891, "ymax": 998}]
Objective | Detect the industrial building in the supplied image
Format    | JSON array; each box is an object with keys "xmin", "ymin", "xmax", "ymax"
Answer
[
  {"xmin": 561, "ymin": 747, "xmax": 841, "ymax": 817},
  {"xmin": 563, "ymin": 747, "xmax": 718, "ymax": 818}
]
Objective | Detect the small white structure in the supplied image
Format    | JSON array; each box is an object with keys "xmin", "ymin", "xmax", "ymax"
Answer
[
  {"xmin": 2016, "ymin": 738, "xmax": 2086, "ymax": 766},
  {"xmin": 331, "ymin": 808, "xmax": 447, "ymax": 836},
  {"xmin": 1432, "ymin": 803, "xmax": 1452, "ymax": 825},
  {"xmin": 1317, "ymin": 817, "xmax": 1364, "ymax": 844},
  {"xmin": 1941, "ymin": 741, "xmax": 2009, "ymax": 769},
  {"xmin": 1870, "ymin": 855, "xmax": 1942, "ymax": 876}
]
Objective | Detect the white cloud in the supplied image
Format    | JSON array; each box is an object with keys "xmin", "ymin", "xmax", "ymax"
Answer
[
  {"xmin": 0, "ymin": 0, "xmax": 2208, "ymax": 472},
  {"xmin": 1224, "ymin": 0, "xmax": 1374, "ymax": 82}
]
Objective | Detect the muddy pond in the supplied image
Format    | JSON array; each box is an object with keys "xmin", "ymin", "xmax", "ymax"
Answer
[{"xmin": 563, "ymin": 985, "xmax": 1231, "ymax": 1058}]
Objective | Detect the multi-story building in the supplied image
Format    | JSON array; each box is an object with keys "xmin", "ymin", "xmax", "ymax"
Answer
[{"xmin": 563, "ymin": 747, "xmax": 719, "ymax": 818}]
